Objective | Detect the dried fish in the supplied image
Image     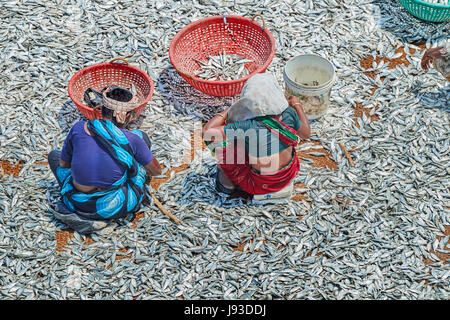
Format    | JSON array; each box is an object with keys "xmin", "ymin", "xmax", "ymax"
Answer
[
  {"xmin": 0, "ymin": 0, "xmax": 448, "ymax": 301},
  {"xmin": 193, "ymin": 53, "xmax": 253, "ymax": 81}
]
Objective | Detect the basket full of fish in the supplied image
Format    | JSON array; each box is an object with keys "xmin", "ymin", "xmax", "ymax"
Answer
[
  {"xmin": 398, "ymin": 0, "xmax": 450, "ymax": 22},
  {"xmin": 169, "ymin": 14, "xmax": 276, "ymax": 97},
  {"xmin": 68, "ymin": 58, "xmax": 154, "ymax": 120}
]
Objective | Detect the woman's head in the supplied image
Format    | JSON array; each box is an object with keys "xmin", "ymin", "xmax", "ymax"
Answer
[
  {"xmin": 101, "ymin": 86, "xmax": 137, "ymax": 128},
  {"xmin": 227, "ymin": 73, "xmax": 288, "ymax": 123},
  {"xmin": 101, "ymin": 105, "xmax": 135, "ymax": 128}
]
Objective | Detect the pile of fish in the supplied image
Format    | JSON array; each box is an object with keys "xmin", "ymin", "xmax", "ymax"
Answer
[
  {"xmin": 0, "ymin": 0, "xmax": 449, "ymax": 300},
  {"xmin": 193, "ymin": 53, "xmax": 253, "ymax": 81}
]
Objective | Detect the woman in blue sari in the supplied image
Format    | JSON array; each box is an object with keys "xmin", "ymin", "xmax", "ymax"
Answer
[{"xmin": 48, "ymin": 101, "xmax": 162, "ymax": 234}]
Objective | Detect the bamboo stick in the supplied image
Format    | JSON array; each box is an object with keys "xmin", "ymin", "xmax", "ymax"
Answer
[
  {"xmin": 151, "ymin": 194, "xmax": 181, "ymax": 224},
  {"xmin": 339, "ymin": 142, "xmax": 355, "ymax": 167}
]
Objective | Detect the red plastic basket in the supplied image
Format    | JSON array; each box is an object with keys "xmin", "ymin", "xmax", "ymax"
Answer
[
  {"xmin": 68, "ymin": 58, "xmax": 154, "ymax": 120},
  {"xmin": 169, "ymin": 14, "xmax": 276, "ymax": 97}
]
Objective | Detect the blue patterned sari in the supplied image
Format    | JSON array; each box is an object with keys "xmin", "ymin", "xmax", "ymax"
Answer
[{"xmin": 56, "ymin": 119, "xmax": 147, "ymax": 220}]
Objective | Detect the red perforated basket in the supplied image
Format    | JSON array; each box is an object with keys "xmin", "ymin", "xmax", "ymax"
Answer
[
  {"xmin": 68, "ymin": 58, "xmax": 154, "ymax": 120},
  {"xmin": 169, "ymin": 15, "xmax": 276, "ymax": 97}
]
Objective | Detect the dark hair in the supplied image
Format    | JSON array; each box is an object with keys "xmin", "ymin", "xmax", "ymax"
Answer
[{"xmin": 101, "ymin": 106, "xmax": 134, "ymax": 128}]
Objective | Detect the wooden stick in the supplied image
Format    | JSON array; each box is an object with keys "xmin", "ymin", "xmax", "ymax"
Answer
[
  {"xmin": 338, "ymin": 142, "xmax": 355, "ymax": 167},
  {"xmin": 151, "ymin": 194, "xmax": 181, "ymax": 224}
]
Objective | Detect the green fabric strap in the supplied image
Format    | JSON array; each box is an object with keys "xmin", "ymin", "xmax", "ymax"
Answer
[
  {"xmin": 203, "ymin": 116, "xmax": 298, "ymax": 155},
  {"xmin": 254, "ymin": 115, "xmax": 298, "ymax": 142}
]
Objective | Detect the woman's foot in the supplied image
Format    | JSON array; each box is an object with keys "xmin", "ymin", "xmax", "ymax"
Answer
[{"xmin": 215, "ymin": 169, "xmax": 236, "ymax": 195}]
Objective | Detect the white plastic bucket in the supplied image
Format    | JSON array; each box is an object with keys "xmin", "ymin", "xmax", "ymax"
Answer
[{"xmin": 283, "ymin": 54, "xmax": 336, "ymax": 120}]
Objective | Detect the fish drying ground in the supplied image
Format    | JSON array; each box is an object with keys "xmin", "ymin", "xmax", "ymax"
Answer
[{"xmin": 0, "ymin": 0, "xmax": 449, "ymax": 299}]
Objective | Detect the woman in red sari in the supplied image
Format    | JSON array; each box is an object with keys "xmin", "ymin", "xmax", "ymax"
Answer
[{"xmin": 202, "ymin": 73, "xmax": 310, "ymax": 196}]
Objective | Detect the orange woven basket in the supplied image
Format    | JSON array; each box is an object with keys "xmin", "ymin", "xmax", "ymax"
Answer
[
  {"xmin": 169, "ymin": 15, "xmax": 276, "ymax": 97},
  {"xmin": 68, "ymin": 58, "xmax": 154, "ymax": 120}
]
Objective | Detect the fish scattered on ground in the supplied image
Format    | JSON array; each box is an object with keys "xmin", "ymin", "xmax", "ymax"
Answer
[{"xmin": 0, "ymin": 0, "xmax": 448, "ymax": 300}]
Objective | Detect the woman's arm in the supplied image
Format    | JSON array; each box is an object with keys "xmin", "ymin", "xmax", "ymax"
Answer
[
  {"xmin": 59, "ymin": 159, "xmax": 71, "ymax": 168},
  {"xmin": 144, "ymin": 157, "xmax": 162, "ymax": 176},
  {"xmin": 201, "ymin": 107, "xmax": 230, "ymax": 143},
  {"xmin": 287, "ymin": 96, "xmax": 311, "ymax": 139}
]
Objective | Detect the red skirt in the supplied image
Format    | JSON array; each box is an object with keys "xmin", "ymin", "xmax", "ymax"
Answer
[{"xmin": 216, "ymin": 142, "xmax": 299, "ymax": 195}]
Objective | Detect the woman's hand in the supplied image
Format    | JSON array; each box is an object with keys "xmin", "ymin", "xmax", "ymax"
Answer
[
  {"xmin": 287, "ymin": 96, "xmax": 307, "ymax": 117},
  {"xmin": 145, "ymin": 157, "xmax": 162, "ymax": 176},
  {"xmin": 201, "ymin": 107, "xmax": 230, "ymax": 142},
  {"xmin": 287, "ymin": 95, "xmax": 301, "ymax": 108},
  {"xmin": 287, "ymin": 95, "xmax": 310, "ymax": 139},
  {"xmin": 421, "ymin": 47, "xmax": 444, "ymax": 71}
]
